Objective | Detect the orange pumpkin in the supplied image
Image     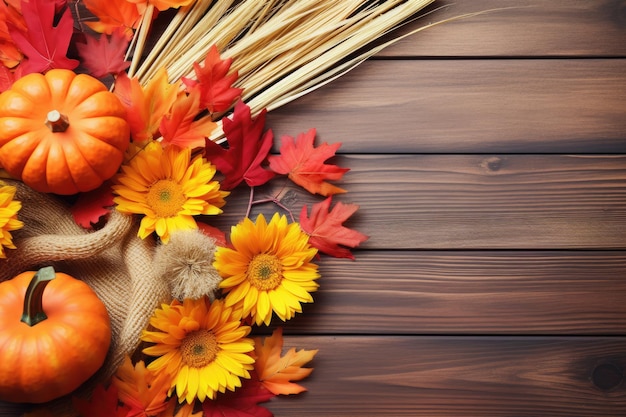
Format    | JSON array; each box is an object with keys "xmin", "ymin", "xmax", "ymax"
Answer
[
  {"xmin": 0, "ymin": 267, "xmax": 111, "ymax": 403},
  {"xmin": 0, "ymin": 69, "xmax": 130, "ymax": 195}
]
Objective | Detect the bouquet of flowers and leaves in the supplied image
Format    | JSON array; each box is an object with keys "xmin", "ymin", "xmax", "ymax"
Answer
[{"xmin": 0, "ymin": 0, "xmax": 442, "ymax": 416}]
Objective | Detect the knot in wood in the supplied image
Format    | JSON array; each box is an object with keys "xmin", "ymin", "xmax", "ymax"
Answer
[
  {"xmin": 480, "ymin": 156, "xmax": 503, "ymax": 172},
  {"xmin": 591, "ymin": 363, "xmax": 623, "ymax": 392}
]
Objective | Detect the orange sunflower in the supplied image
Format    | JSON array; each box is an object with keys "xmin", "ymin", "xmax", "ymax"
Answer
[{"xmin": 214, "ymin": 212, "xmax": 320, "ymax": 326}]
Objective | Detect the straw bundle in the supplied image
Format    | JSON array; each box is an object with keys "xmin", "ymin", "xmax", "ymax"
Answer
[{"xmin": 128, "ymin": 0, "xmax": 440, "ymax": 138}]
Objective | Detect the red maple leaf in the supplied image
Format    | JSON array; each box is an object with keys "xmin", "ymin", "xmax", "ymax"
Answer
[
  {"xmin": 159, "ymin": 88, "xmax": 217, "ymax": 149},
  {"xmin": 182, "ymin": 44, "xmax": 242, "ymax": 114},
  {"xmin": 72, "ymin": 384, "xmax": 131, "ymax": 417},
  {"xmin": 7, "ymin": 0, "xmax": 78, "ymax": 75},
  {"xmin": 300, "ymin": 196, "xmax": 369, "ymax": 260},
  {"xmin": 204, "ymin": 100, "xmax": 275, "ymax": 190},
  {"xmin": 70, "ymin": 182, "xmax": 115, "ymax": 229},
  {"xmin": 268, "ymin": 128, "xmax": 349, "ymax": 196},
  {"xmin": 197, "ymin": 222, "xmax": 228, "ymax": 247},
  {"xmin": 202, "ymin": 375, "xmax": 275, "ymax": 417},
  {"xmin": 76, "ymin": 27, "xmax": 130, "ymax": 79}
]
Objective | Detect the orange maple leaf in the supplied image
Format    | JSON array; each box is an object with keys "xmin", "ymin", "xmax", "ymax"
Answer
[
  {"xmin": 111, "ymin": 356, "xmax": 171, "ymax": 416},
  {"xmin": 83, "ymin": 0, "xmax": 143, "ymax": 36},
  {"xmin": 160, "ymin": 88, "xmax": 217, "ymax": 149},
  {"xmin": 114, "ymin": 67, "xmax": 180, "ymax": 144},
  {"xmin": 135, "ymin": 0, "xmax": 196, "ymax": 12},
  {"xmin": 0, "ymin": 0, "xmax": 24, "ymax": 68},
  {"xmin": 253, "ymin": 328, "xmax": 318, "ymax": 395},
  {"xmin": 268, "ymin": 128, "xmax": 349, "ymax": 196}
]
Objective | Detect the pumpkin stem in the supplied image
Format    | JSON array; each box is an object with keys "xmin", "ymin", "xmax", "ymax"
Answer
[
  {"xmin": 45, "ymin": 110, "xmax": 69, "ymax": 132},
  {"xmin": 21, "ymin": 266, "xmax": 56, "ymax": 327}
]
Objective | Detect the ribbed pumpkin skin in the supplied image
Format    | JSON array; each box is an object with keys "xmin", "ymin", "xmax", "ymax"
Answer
[
  {"xmin": 0, "ymin": 69, "xmax": 130, "ymax": 195},
  {"xmin": 0, "ymin": 271, "xmax": 111, "ymax": 403}
]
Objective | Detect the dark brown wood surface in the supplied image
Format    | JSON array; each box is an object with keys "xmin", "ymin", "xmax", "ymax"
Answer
[{"xmin": 252, "ymin": 1, "xmax": 626, "ymax": 415}]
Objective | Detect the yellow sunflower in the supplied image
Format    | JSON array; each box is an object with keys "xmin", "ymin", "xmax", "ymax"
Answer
[
  {"xmin": 141, "ymin": 297, "xmax": 255, "ymax": 404},
  {"xmin": 215, "ymin": 212, "xmax": 320, "ymax": 326},
  {"xmin": 112, "ymin": 142, "xmax": 229, "ymax": 243},
  {"xmin": 0, "ymin": 182, "xmax": 23, "ymax": 258}
]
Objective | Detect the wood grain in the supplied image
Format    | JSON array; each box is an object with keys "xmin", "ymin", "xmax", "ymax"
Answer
[
  {"xmin": 378, "ymin": 0, "xmax": 626, "ymax": 58},
  {"xmin": 265, "ymin": 59, "xmax": 626, "ymax": 153},
  {"xmin": 265, "ymin": 336, "xmax": 626, "ymax": 416},
  {"xmin": 279, "ymin": 251, "xmax": 626, "ymax": 335},
  {"xmin": 211, "ymin": 154, "xmax": 626, "ymax": 249}
]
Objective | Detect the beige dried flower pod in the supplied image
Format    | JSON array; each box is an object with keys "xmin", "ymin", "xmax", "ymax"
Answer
[{"xmin": 153, "ymin": 228, "xmax": 222, "ymax": 301}]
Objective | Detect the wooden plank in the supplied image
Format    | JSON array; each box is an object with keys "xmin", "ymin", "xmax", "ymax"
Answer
[
  {"xmin": 266, "ymin": 336, "xmax": 626, "ymax": 416},
  {"xmin": 280, "ymin": 251, "xmax": 626, "ymax": 335},
  {"xmin": 211, "ymin": 154, "xmax": 626, "ymax": 250},
  {"xmin": 377, "ymin": 0, "xmax": 626, "ymax": 58},
  {"xmin": 265, "ymin": 59, "xmax": 626, "ymax": 154}
]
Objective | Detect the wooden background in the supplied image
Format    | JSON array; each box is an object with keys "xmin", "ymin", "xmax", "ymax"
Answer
[
  {"xmin": 230, "ymin": 0, "xmax": 626, "ymax": 415},
  {"xmin": 2, "ymin": 0, "xmax": 625, "ymax": 416}
]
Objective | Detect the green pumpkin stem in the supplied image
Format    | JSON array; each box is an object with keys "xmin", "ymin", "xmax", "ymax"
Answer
[{"xmin": 21, "ymin": 266, "xmax": 56, "ymax": 327}]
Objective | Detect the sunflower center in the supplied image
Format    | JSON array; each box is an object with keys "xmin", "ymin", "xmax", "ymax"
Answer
[
  {"xmin": 247, "ymin": 253, "xmax": 283, "ymax": 291},
  {"xmin": 146, "ymin": 179, "xmax": 186, "ymax": 218},
  {"xmin": 180, "ymin": 330, "xmax": 219, "ymax": 368}
]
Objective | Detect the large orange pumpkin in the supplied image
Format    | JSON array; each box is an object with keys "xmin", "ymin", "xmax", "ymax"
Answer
[
  {"xmin": 0, "ymin": 69, "xmax": 130, "ymax": 195},
  {"xmin": 0, "ymin": 267, "xmax": 111, "ymax": 403}
]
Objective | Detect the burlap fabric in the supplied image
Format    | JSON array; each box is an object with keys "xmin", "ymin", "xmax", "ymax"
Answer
[{"xmin": 0, "ymin": 179, "xmax": 171, "ymax": 413}]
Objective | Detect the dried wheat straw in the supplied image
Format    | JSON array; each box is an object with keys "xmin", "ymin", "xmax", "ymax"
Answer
[{"xmin": 130, "ymin": 0, "xmax": 442, "ymax": 141}]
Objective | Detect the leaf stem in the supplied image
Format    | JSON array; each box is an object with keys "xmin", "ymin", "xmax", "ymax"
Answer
[{"xmin": 247, "ymin": 180, "xmax": 297, "ymax": 222}]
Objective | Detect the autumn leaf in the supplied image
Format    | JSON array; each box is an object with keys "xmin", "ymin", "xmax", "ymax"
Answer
[
  {"xmin": 268, "ymin": 128, "xmax": 349, "ymax": 196},
  {"xmin": 0, "ymin": 0, "xmax": 25, "ymax": 68},
  {"xmin": 300, "ymin": 196, "xmax": 369, "ymax": 260},
  {"xmin": 72, "ymin": 384, "xmax": 131, "ymax": 417},
  {"xmin": 76, "ymin": 27, "xmax": 131, "ymax": 79},
  {"xmin": 114, "ymin": 67, "xmax": 180, "ymax": 144},
  {"xmin": 7, "ymin": 0, "xmax": 78, "ymax": 75},
  {"xmin": 159, "ymin": 88, "xmax": 217, "ymax": 149},
  {"xmin": 253, "ymin": 328, "xmax": 317, "ymax": 396},
  {"xmin": 83, "ymin": 0, "xmax": 143, "ymax": 35},
  {"xmin": 204, "ymin": 101, "xmax": 275, "ymax": 190},
  {"xmin": 182, "ymin": 44, "xmax": 242, "ymax": 114},
  {"xmin": 202, "ymin": 376, "xmax": 274, "ymax": 417},
  {"xmin": 112, "ymin": 356, "xmax": 171, "ymax": 417},
  {"xmin": 0, "ymin": 64, "xmax": 15, "ymax": 92},
  {"xmin": 141, "ymin": 0, "xmax": 196, "ymax": 12},
  {"xmin": 197, "ymin": 222, "xmax": 228, "ymax": 247},
  {"xmin": 70, "ymin": 182, "xmax": 115, "ymax": 229}
]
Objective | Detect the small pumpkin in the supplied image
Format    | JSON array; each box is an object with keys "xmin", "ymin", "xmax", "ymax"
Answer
[
  {"xmin": 0, "ymin": 266, "xmax": 111, "ymax": 403},
  {"xmin": 0, "ymin": 69, "xmax": 130, "ymax": 195}
]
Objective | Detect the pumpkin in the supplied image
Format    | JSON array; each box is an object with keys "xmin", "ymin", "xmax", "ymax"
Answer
[
  {"xmin": 0, "ymin": 266, "xmax": 111, "ymax": 403},
  {"xmin": 0, "ymin": 69, "xmax": 130, "ymax": 195}
]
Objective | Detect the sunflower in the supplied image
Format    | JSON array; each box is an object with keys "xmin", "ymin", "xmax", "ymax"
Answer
[
  {"xmin": 214, "ymin": 212, "xmax": 320, "ymax": 326},
  {"xmin": 112, "ymin": 142, "xmax": 229, "ymax": 244},
  {"xmin": 141, "ymin": 297, "xmax": 255, "ymax": 404},
  {"xmin": 0, "ymin": 182, "xmax": 23, "ymax": 258}
]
